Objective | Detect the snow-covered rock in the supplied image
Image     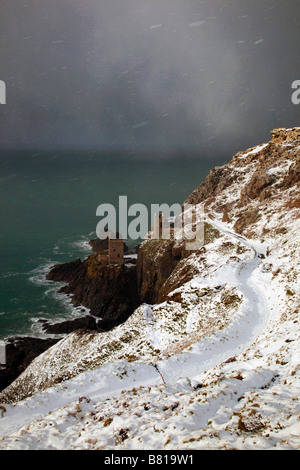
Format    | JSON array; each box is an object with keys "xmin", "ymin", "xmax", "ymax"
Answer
[{"xmin": 0, "ymin": 129, "xmax": 299, "ymax": 450}]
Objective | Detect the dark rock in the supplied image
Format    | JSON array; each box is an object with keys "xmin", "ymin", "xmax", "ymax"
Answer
[
  {"xmin": 137, "ymin": 239, "xmax": 180, "ymax": 304},
  {"xmin": 240, "ymin": 170, "xmax": 274, "ymax": 203},
  {"xmin": 39, "ymin": 315, "xmax": 99, "ymax": 335},
  {"xmin": 46, "ymin": 254, "xmax": 140, "ymax": 330},
  {"xmin": 234, "ymin": 209, "xmax": 260, "ymax": 235},
  {"xmin": 46, "ymin": 258, "xmax": 83, "ymax": 283},
  {"xmin": 89, "ymin": 238, "xmax": 108, "ymax": 253},
  {"xmin": 158, "ymin": 260, "xmax": 199, "ymax": 303},
  {"xmin": 0, "ymin": 337, "xmax": 60, "ymax": 394},
  {"xmin": 280, "ymin": 155, "xmax": 300, "ymax": 189},
  {"xmin": 222, "ymin": 208, "xmax": 231, "ymax": 223}
]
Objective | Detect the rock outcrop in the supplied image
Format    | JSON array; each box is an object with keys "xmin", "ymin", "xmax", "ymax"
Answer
[
  {"xmin": 0, "ymin": 127, "xmax": 299, "ymax": 412},
  {"xmin": 136, "ymin": 239, "xmax": 183, "ymax": 304},
  {"xmin": 0, "ymin": 337, "xmax": 59, "ymax": 394},
  {"xmin": 281, "ymin": 154, "xmax": 300, "ymax": 189},
  {"xmin": 185, "ymin": 128, "xmax": 299, "ymax": 238},
  {"xmin": 240, "ymin": 170, "xmax": 274, "ymax": 202},
  {"xmin": 137, "ymin": 222, "xmax": 222, "ymax": 304},
  {"xmin": 1, "ymin": 127, "xmax": 299, "ymax": 400},
  {"xmin": 270, "ymin": 127, "xmax": 300, "ymax": 144},
  {"xmin": 46, "ymin": 254, "xmax": 139, "ymax": 330},
  {"xmin": 39, "ymin": 315, "xmax": 98, "ymax": 335},
  {"xmin": 185, "ymin": 165, "xmax": 234, "ymax": 206}
]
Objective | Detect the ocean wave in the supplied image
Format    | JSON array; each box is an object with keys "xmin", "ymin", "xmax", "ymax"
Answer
[
  {"xmin": 28, "ymin": 261, "xmax": 57, "ymax": 287},
  {"xmin": 29, "ymin": 234, "xmax": 93, "ymax": 288},
  {"xmin": 25, "ymin": 237, "xmax": 93, "ymax": 338},
  {"xmin": 40, "ymin": 274, "xmax": 91, "ymax": 319},
  {"xmin": 71, "ymin": 239, "xmax": 92, "ymax": 252},
  {"xmin": 29, "ymin": 305, "xmax": 92, "ymax": 339},
  {"xmin": 51, "ymin": 235, "xmax": 93, "ymax": 257},
  {"xmin": 0, "ymin": 271, "xmax": 23, "ymax": 279},
  {"xmin": 47, "ymin": 288, "xmax": 91, "ymax": 317},
  {"xmin": 29, "ymin": 317, "xmax": 58, "ymax": 339}
]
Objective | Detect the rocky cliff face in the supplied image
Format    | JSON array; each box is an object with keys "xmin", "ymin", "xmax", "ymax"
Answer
[
  {"xmin": 0, "ymin": 337, "xmax": 59, "ymax": 394},
  {"xmin": 0, "ymin": 128, "xmax": 299, "ymax": 407},
  {"xmin": 46, "ymin": 254, "xmax": 139, "ymax": 331},
  {"xmin": 0, "ymin": 254, "xmax": 140, "ymax": 394},
  {"xmin": 270, "ymin": 127, "xmax": 300, "ymax": 144},
  {"xmin": 42, "ymin": 127, "xmax": 300, "ymax": 333},
  {"xmin": 136, "ymin": 239, "xmax": 184, "ymax": 304},
  {"xmin": 136, "ymin": 223, "xmax": 221, "ymax": 304},
  {"xmin": 185, "ymin": 128, "xmax": 299, "ymax": 237}
]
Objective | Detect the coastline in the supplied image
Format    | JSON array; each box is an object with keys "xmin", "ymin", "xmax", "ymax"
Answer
[
  {"xmin": 0, "ymin": 129, "xmax": 299, "ymax": 449},
  {"xmin": 0, "ymin": 239, "xmax": 139, "ymax": 394}
]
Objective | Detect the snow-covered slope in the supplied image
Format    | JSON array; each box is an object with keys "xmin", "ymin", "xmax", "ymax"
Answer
[{"xmin": 0, "ymin": 129, "xmax": 299, "ymax": 450}]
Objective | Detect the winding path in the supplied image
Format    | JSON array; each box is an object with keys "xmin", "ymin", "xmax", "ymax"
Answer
[
  {"xmin": 158, "ymin": 215, "xmax": 270, "ymax": 384},
  {"xmin": 0, "ymin": 215, "xmax": 271, "ymax": 439}
]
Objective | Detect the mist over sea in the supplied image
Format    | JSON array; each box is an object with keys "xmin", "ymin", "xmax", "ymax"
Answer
[{"xmin": 0, "ymin": 150, "xmax": 226, "ymax": 339}]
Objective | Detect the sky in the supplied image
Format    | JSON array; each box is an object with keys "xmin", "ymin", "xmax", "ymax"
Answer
[{"xmin": 0, "ymin": 0, "xmax": 299, "ymax": 158}]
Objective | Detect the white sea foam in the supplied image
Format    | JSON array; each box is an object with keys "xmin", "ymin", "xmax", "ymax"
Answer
[
  {"xmin": 71, "ymin": 240, "xmax": 92, "ymax": 252},
  {"xmin": 52, "ymin": 236, "xmax": 92, "ymax": 256},
  {"xmin": 28, "ymin": 261, "xmax": 56, "ymax": 287},
  {"xmin": 26, "ymin": 239, "xmax": 94, "ymax": 337}
]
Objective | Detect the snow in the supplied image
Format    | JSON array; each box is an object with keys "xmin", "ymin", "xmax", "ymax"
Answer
[
  {"xmin": 189, "ymin": 21, "xmax": 205, "ymax": 27},
  {"xmin": 239, "ymin": 143, "xmax": 268, "ymax": 159},
  {"xmin": 158, "ymin": 216, "xmax": 270, "ymax": 384},
  {"xmin": 149, "ymin": 24, "xmax": 162, "ymax": 30},
  {"xmin": 0, "ymin": 139, "xmax": 299, "ymax": 450},
  {"xmin": 0, "ymin": 363, "xmax": 162, "ymax": 442}
]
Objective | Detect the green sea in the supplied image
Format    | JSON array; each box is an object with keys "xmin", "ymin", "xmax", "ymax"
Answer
[{"xmin": 0, "ymin": 150, "xmax": 226, "ymax": 339}]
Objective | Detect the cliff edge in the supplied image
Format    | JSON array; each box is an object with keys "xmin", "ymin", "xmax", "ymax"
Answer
[{"xmin": 0, "ymin": 129, "xmax": 299, "ymax": 450}]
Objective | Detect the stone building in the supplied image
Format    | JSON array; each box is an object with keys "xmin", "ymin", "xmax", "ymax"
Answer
[
  {"xmin": 108, "ymin": 237, "xmax": 124, "ymax": 264},
  {"xmin": 97, "ymin": 233, "xmax": 124, "ymax": 265}
]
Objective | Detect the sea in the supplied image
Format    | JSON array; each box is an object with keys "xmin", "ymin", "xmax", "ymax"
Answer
[{"xmin": 0, "ymin": 150, "xmax": 226, "ymax": 340}]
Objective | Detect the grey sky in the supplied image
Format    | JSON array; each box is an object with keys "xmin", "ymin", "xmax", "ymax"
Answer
[{"xmin": 0, "ymin": 0, "xmax": 299, "ymax": 158}]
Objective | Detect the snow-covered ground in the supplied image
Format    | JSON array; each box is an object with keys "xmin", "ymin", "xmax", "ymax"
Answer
[{"xmin": 0, "ymin": 136, "xmax": 299, "ymax": 450}]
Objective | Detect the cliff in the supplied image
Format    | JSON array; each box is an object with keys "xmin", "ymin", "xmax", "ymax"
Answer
[
  {"xmin": 46, "ymin": 254, "xmax": 139, "ymax": 331},
  {"xmin": 137, "ymin": 223, "xmax": 221, "ymax": 304},
  {"xmin": 36, "ymin": 125, "xmax": 300, "ymax": 334},
  {"xmin": 137, "ymin": 239, "xmax": 183, "ymax": 304},
  {"xmin": 0, "ymin": 129, "xmax": 299, "ymax": 451}
]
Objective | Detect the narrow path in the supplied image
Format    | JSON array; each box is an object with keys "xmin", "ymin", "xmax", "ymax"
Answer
[
  {"xmin": 0, "ymin": 216, "xmax": 271, "ymax": 439},
  {"xmin": 158, "ymin": 215, "xmax": 270, "ymax": 384}
]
